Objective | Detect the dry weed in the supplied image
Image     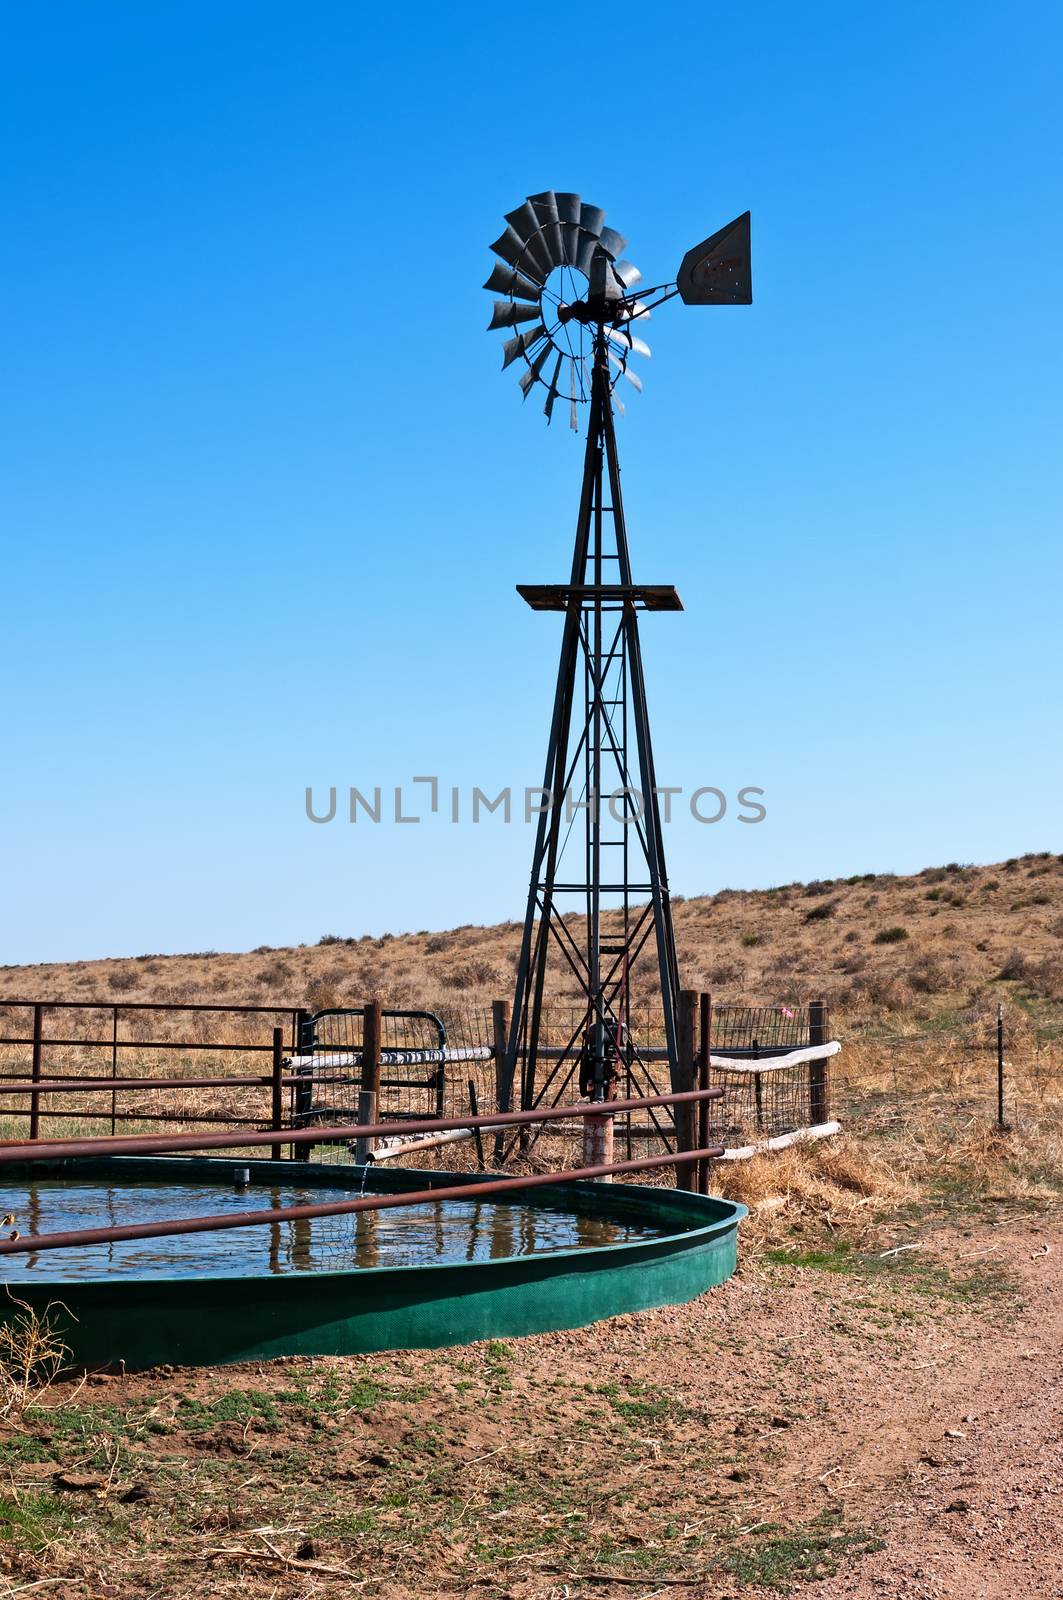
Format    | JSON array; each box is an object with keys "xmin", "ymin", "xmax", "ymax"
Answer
[{"xmin": 0, "ymin": 1292, "xmax": 72, "ymax": 1417}]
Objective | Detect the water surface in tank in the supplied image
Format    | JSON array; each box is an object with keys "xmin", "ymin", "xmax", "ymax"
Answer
[{"xmin": 0, "ymin": 1177, "xmax": 687, "ymax": 1280}]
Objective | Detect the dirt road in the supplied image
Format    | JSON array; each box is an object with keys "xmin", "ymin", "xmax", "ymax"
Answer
[{"xmin": 791, "ymin": 1217, "xmax": 1063, "ymax": 1600}]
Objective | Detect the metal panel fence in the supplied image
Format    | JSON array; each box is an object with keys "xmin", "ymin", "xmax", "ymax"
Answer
[
  {"xmin": 4, "ymin": 993, "xmax": 1043, "ymax": 1162},
  {"xmin": 0, "ymin": 1000, "xmax": 306, "ymax": 1152}
]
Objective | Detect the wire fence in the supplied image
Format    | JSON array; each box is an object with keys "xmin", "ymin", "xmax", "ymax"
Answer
[{"xmin": 290, "ymin": 1002, "xmax": 833, "ymax": 1162}]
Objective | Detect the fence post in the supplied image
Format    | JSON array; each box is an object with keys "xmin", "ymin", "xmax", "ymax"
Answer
[
  {"xmin": 808, "ymin": 998, "xmax": 828, "ymax": 1126},
  {"xmin": 491, "ymin": 999, "xmax": 510, "ymax": 1166},
  {"xmin": 354, "ymin": 1088, "xmax": 378, "ymax": 1164},
  {"xmin": 582, "ymin": 1104, "xmax": 615, "ymax": 1179},
  {"xmin": 674, "ymin": 990, "xmax": 699, "ymax": 1189},
  {"xmin": 997, "ymin": 1004, "xmax": 1007, "ymax": 1131},
  {"xmin": 697, "ymin": 992, "xmax": 713, "ymax": 1195},
  {"xmin": 29, "ymin": 1004, "xmax": 43, "ymax": 1141},
  {"xmin": 271, "ymin": 1027, "xmax": 284, "ymax": 1161},
  {"xmin": 362, "ymin": 1000, "xmax": 383, "ymax": 1102}
]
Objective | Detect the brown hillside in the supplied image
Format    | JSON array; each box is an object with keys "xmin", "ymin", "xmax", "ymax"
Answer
[{"xmin": 4, "ymin": 851, "xmax": 1062, "ymax": 1032}]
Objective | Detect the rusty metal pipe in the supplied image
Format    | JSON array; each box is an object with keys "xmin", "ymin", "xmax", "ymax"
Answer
[
  {"xmin": 0, "ymin": 1086, "xmax": 724, "ymax": 1165},
  {"xmin": 0, "ymin": 998, "xmax": 300, "ymax": 1014},
  {"xmin": 0, "ymin": 1075, "xmax": 303, "ymax": 1093},
  {"xmin": 0, "ymin": 1040, "xmax": 279, "ymax": 1054},
  {"xmin": 0, "ymin": 1144, "xmax": 727, "ymax": 1256}
]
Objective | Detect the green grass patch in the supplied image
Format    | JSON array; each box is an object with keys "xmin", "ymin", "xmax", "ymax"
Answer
[
  {"xmin": 330, "ymin": 1508, "xmax": 379, "ymax": 1538},
  {"xmin": 598, "ymin": 1380, "xmax": 692, "ymax": 1427},
  {"xmin": 766, "ymin": 1240, "xmax": 1015, "ymax": 1306},
  {"xmin": 175, "ymin": 1388, "xmax": 279, "ymax": 1432},
  {"xmin": 0, "ymin": 1435, "xmax": 55, "ymax": 1465},
  {"xmin": 0, "ymin": 1492, "xmax": 71, "ymax": 1551},
  {"xmin": 724, "ymin": 1511, "xmax": 882, "ymax": 1588}
]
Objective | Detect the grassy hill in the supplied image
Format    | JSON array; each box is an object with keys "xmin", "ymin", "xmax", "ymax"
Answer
[{"xmin": 4, "ymin": 851, "xmax": 1061, "ymax": 1033}]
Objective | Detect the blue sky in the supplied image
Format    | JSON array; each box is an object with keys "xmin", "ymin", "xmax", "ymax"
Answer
[{"xmin": 2, "ymin": 2, "xmax": 1061, "ymax": 965}]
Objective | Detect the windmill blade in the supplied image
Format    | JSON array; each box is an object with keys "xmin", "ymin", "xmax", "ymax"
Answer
[
  {"xmin": 607, "ymin": 328, "xmax": 651, "ymax": 359},
  {"xmin": 613, "ymin": 259, "xmax": 642, "ymax": 290},
  {"xmin": 519, "ymin": 341, "xmax": 553, "ymax": 398},
  {"xmin": 498, "ymin": 205, "xmax": 553, "ymax": 279},
  {"xmin": 506, "ymin": 198, "xmax": 555, "ymax": 278},
  {"xmin": 579, "ymin": 203, "xmax": 606, "ymax": 238},
  {"xmin": 575, "ymin": 232, "xmax": 598, "ymax": 274},
  {"xmin": 554, "ymin": 191, "xmax": 582, "ymax": 266},
  {"xmin": 622, "ymin": 300, "xmax": 652, "ymax": 322},
  {"xmin": 569, "ymin": 355, "xmax": 579, "ymax": 431},
  {"xmin": 543, "ymin": 351, "xmax": 564, "ymax": 424},
  {"xmin": 599, "ymin": 226, "xmax": 627, "ymax": 260},
  {"xmin": 575, "ymin": 204, "xmax": 606, "ymax": 274},
  {"xmin": 676, "ymin": 211, "xmax": 752, "ymax": 305},
  {"xmin": 529, "ymin": 190, "xmax": 565, "ymax": 268},
  {"xmin": 528, "ymin": 191, "xmax": 557, "ymax": 222},
  {"xmin": 502, "ymin": 325, "xmax": 546, "ymax": 369},
  {"xmin": 560, "ymin": 221, "xmax": 581, "ymax": 267},
  {"xmin": 504, "ymin": 200, "xmax": 543, "ymax": 242},
  {"xmin": 490, "ymin": 225, "xmax": 545, "ymax": 281},
  {"xmin": 488, "ymin": 300, "xmax": 543, "ymax": 331},
  {"xmin": 483, "ymin": 262, "xmax": 542, "ymax": 301},
  {"xmin": 609, "ymin": 354, "xmax": 643, "ymax": 392}
]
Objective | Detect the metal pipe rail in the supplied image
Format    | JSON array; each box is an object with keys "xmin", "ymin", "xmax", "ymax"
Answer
[
  {"xmin": 0, "ymin": 1040, "xmax": 280, "ymax": 1055},
  {"xmin": 0, "ymin": 998, "xmax": 301, "ymax": 1014},
  {"xmin": 0, "ymin": 1085, "xmax": 725, "ymax": 1165},
  {"xmin": 0, "ymin": 1075, "xmax": 303, "ymax": 1094},
  {"xmin": 0, "ymin": 1143, "xmax": 726, "ymax": 1257}
]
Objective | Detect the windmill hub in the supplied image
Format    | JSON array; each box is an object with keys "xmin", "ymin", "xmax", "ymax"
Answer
[{"xmin": 556, "ymin": 297, "xmax": 620, "ymax": 326}]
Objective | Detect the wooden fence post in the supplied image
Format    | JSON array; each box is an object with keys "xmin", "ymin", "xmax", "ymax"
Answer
[
  {"xmin": 354, "ymin": 1089, "xmax": 378, "ymax": 1164},
  {"xmin": 362, "ymin": 1000, "xmax": 383, "ymax": 1103},
  {"xmin": 809, "ymin": 998, "xmax": 828, "ymax": 1126}
]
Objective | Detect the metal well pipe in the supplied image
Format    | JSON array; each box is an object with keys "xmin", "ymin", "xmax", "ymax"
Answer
[{"xmin": 0, "ymin": 1086, "xmax": 725, "ymax": 1165}]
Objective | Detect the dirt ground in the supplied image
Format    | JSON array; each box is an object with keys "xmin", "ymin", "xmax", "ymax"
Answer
[{"xmin": 0, "ymin": 1186, "xmax": 1059, "ymax": 1600}]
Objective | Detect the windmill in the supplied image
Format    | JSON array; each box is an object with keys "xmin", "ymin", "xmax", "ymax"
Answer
[{"xmin": 486, "ymin": 192, "xmax": 751, "ymax": 1138}]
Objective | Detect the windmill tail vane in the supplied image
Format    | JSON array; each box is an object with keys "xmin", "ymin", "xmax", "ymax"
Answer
[{"xmin": 486, "ymin": 191, "xmax": 751, "ymax": 1141}]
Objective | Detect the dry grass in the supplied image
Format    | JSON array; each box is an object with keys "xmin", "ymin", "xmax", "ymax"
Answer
[
  {"xmin": 1, "ymin": 852, "xmax": 1061, "ymax": 1029},
  {"xmin": 714, "ymin": 1089, "xmax": 1063, "ymax": 1263},
  {"xmin": 0, "ymin": 849, "xmax": 1061, "ymax": 1177},
  {"xmin": 0, "ymin": 1293, "xmax": 72, "ymax": 1417}
]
